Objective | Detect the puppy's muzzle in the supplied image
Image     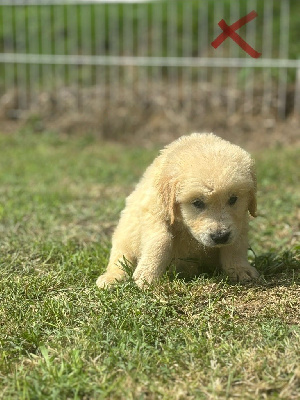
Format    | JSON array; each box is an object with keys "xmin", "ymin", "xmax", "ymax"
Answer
[{"xmin": 210, "ymin": 230, "xmax": 231, "ymax": 245}]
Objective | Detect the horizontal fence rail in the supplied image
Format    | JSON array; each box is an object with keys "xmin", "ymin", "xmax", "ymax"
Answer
[
  {"xmin": 1, "ymin": 54, "xmax": 300, "ymax": 69},
  {"xmin": 0, "ymin": 0, "xmax": 299, "ymax": 123},
  {"xmin": 0, "ymin": 53, "xmax": 300, "ymax": 68}
]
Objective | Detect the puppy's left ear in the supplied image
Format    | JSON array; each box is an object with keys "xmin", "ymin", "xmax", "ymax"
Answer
[
  {"xmin": 248, "ymin": 161, "xmax": 257, "ymax": 217},
  {"xmin": 156, "ymin": 174, "xmax": 178, "ymax": 224}
]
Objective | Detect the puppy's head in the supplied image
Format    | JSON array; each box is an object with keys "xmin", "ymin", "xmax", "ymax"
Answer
[{"xmin": 156, "ymin": 133, "xmax": 257, "ymax": 248}]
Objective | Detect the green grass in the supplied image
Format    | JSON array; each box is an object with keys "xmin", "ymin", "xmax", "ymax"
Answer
[{"xmin": 0, "ymin": 131, "xmax": 299, "ymax": 399}]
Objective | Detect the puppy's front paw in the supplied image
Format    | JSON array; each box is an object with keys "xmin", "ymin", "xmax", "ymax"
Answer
[
  {"xmin": 133, "ymin": 269, "xmax": 154, "ymax": 289},
  {"xmin": 224, "ymin": 263, "xmax": 259, "ymax": 283},
  {"xmin": 96, "ymin": 273, "xmax": 119, "ymax": 289}
]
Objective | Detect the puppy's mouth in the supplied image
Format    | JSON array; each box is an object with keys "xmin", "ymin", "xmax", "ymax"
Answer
[{"xmin": 198, "ymin": 230, "xmax": 233, "ymax": 248}]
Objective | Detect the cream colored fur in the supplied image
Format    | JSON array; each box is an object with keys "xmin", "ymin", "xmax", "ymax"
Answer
[{"xmin": 96, "ymin": 133, "xmax": 259, "ymax": 289}]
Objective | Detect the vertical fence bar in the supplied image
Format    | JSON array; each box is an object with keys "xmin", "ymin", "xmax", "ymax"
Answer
[
  {"xmin": 114, "ymin": 2, "xmax": 120, "ymax": 104},
  {"xmin": 15, "ymin": 5, "xmax": 27, "ymax": 110},
  {"xmin": 88, "ymin": 3, "xmax": 93, "ymax": 89},
  {"xmin": 212, "ymin": 0, "xmax": 224, "ymax": 107},
  {"xmin": 76, "ymin": 3, "xmax": 81, "ymax": 110},
  {"xmin": 41, "ymin": 4, "xmax": 51, "ymax": 93},
  {"xmin": 50, "ymin": 3, "xmax": 55, "ymax": 108},
  {"xmin": 65, "ymin": 4, "xmax": 71, "ymax": 88},
  {"xmin": 197, "ymin": 0, "xmax": 208, "ymax": 115},
  {"xmin": 14, "ymin": 5, "xmax": 20, "ymax": 109},
  {"xmin": 243, "ymin": 0, "xmax": 257, "ymax": 115},
  {"xmin": 144, "ymin": 1, "xmax": 149, "ymax": 100},
  {"xmin": 28, "ymin": 4, "xmax": 39, "ymax": 112},
  {"xmin": 122, "ymin": 2, "xmax": 134, "ymax": 101},
  {"xmin": 227, "ymin": 0, "xmax": 240, "ymax": 115},
  {"xmin": 108, "ymin": 3, "xmax": 120, "ymax": 103},
  {"xmin": 167, "ymin": 0, "xmax": 178, "ymax": 106},
  {"xmin": 137, "ymin": 2, "xmax": 148, "ymax": 98},
  {"xmin": 75, "ymin": 4, "xmax": 81, "ymax": 110},
  {"xmin": 65, "ymin": 2, "xmax": 77, "ymax": 111},
  {"xmin": 295, "ymin": 64, "xmax": 300, "ymax": 115},
  {"xmin": 0, "ymin": 7, "xmax": 3, "ymax": 95},
  {"xmin": 24, "ymin": 4, "xmax": 29, "ymax": 109},
  {"xmin": 94, "ymin": 2, "xmax": 105, "ymax": 106},
  {"xmin": 2, "ymin": 5, "xmax": 14, "ymax": 106},
  {"xmin": 55, "ymin": 4, "xmax": 66, "ymax": 106},
  {"xmin": 198, "ymin": 0, "xmax": 208, "ymax": 88},
  {"xmin": 37, "ymin": 6, "xmax": 43, "ymax": 98},
  {"xmin": 103, "ymin": 3, "xmax": 109, "ymax": 106},
  {"xmin": 277, "ymin": 0, "xmax": 289, "ymax": 119},
  {"xmin": 262, "ymin": 0, "xmax": 273, "ymax": 115},
  {"xmin": 52, "ymin": 3, "xmax": 58, "ymax": 110},
  {"xmin": 152, "ymin": 0, "xmax": 163, "ymax": 100},
  {"xmin": 0, "ymin": 7, "xmax": 4, "ymax": 95},
  {"xmin": 81, "ymin": 3, "xmax": 88, "ymax": 110},
  {"xmin": 182, "ymin": 0, "xmax": 193, "ymax": 114}
]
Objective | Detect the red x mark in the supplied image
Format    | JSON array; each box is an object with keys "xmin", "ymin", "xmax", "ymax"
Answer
[{"xmin": 211, "ymin": 10, "xmax": 262, "ymax": 58}]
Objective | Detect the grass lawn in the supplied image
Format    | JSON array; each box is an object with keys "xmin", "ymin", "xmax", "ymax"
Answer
[{"xmin": 0, "ymin": 131, "xmax": 299, "ymax": 399}]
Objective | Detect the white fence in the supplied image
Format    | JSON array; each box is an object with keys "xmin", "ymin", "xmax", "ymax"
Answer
[{"xmin": 0, "ymin": 0, "xmax": 299, "ymax": 120}]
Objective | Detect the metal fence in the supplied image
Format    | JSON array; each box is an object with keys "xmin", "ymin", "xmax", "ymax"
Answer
[{"xmin": 0, "ymin": 0, "xmax": 299, "ymax": 120}]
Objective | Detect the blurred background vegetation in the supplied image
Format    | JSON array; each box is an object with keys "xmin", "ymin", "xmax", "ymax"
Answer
[
  {"xmin": 1, "ymin": 0, "xmax": 300, "ymax": 90},
  {"xmin": 1, "ymin": 1, "xmax": 300, "ymax": 58}
]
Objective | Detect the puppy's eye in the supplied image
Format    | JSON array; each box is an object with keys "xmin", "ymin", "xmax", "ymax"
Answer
[
  {"xmin": 228, "ymin": 195, "xmax": 238, "ymax": 206},
  {"xmin": 192, "ymin": 199, "xmax": 205, "ymax": 210}
]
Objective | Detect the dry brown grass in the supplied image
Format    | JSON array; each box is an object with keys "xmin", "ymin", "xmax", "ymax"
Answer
[{"xmin": 1, "ymin": 83, "xmax": 300, "ymax": 152}]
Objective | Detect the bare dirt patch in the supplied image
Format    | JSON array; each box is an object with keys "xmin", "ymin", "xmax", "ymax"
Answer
[{"xmin": 1, "ymin": 83, "xmax": 299, "ymax": 151}]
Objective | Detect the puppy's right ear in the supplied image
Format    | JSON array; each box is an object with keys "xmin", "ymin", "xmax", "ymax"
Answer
[{"xmin": 156, "ymin": 174, "xmax": 178, "ymax": 224}]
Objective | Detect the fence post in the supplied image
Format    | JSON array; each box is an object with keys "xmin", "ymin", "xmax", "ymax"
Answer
[{"xmin": 295, "ymin": 61, "xmax": 300, "ymax": 115}]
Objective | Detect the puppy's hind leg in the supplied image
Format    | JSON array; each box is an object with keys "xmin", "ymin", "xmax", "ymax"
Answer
[{"xmin": 96, "ymin": 247, "xmax": 133, "ymax": 289}]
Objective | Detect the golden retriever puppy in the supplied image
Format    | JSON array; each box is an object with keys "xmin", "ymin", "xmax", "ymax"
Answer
[{"xmin": 96, "ymin": 133, "xmax": 259, "ymax": 289}]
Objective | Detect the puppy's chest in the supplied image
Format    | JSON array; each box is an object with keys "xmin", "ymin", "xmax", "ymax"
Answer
[{"xmin": 171, "ymin": 228, "xmax": 215, "ymax": 260}]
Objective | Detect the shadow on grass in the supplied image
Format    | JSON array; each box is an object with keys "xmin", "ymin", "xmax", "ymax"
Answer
[
  {"xmin": 249, "ymin": 248, "xmax": 300, "ymax": 287},
  {"xmin": 100, "ymin": 248, "xmax": 300, "ymax": 289},
  {"xmin": 170, "ymin": 248, "xmax": 300, "ymax": 288}
]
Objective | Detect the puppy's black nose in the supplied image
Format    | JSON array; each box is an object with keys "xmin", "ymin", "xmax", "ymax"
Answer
[{"xmin": 210, "ymin": 231, "xmax": 231, "ymax": 245}]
